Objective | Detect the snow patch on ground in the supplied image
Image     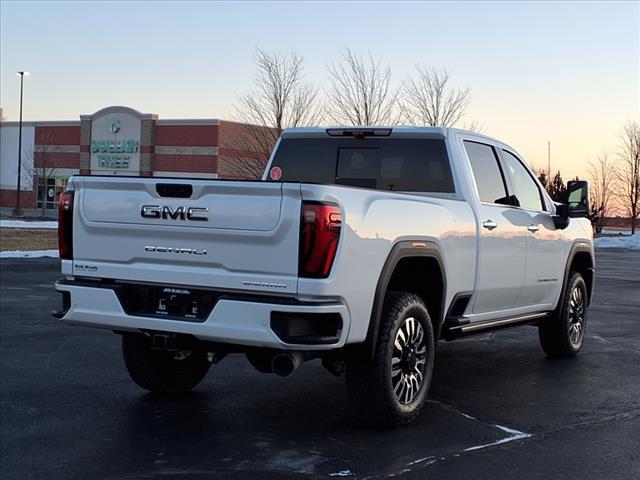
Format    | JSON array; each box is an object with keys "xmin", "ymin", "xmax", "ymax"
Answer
[
  {"xmin": 595, "ymin": 233, "xmax": 640, "ymax": 250},
  {"xmin": 1, "ymin": 249, "xmax": 59, "ymax": 258},
  {"xmin": 600, "ymin": 229, "xmax": 631, "ymax": 235},
  {"xmin": 329, "ymin": 470, "xmax": 355, "ymax": 477},
  {"xmin": 0, "ymin": 220, "xmax": 58, "ymax": 229}
]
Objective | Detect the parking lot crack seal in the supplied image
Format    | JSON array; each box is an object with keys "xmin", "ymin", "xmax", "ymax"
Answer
[
  {"xmin": 591, "ymin": 335, "xmax": 640, "ymax": 354},
  {"xmin": 537, "ymin": 408, "xmax": 640, "ymax": 436},
  {"xmin": 45, "ymin": 337, "xmax": 71, "ymax": 370}
]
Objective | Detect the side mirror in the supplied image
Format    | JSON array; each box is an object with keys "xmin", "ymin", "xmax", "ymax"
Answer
[
  {"xmin": 566, "ymin": 180, "xmax": 590, "ymax": 218},
  {"xmin": 553, "ymin": 203, "xmax": 570, "ymax": 229},
  {"xmin": 553, "ymin": 180, "xmax": 589, "ymax": 229},
  {"xmin": 495, "ymin": 194, "xmax": 519, "ymax": 207}
]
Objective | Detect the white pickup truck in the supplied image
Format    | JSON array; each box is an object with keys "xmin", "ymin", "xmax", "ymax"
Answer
[{"xmin": 54, "ymin": 127, "xmax": 594, "ymax": 426}]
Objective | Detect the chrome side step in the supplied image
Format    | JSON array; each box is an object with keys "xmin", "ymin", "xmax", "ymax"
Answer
[
  {"xmin": 443, "ymin": 312, "xmax": 550, "ymax": 340},
  {"xmin": 459, "ymin": 312, "xmax": 549, "ymax": 333}
]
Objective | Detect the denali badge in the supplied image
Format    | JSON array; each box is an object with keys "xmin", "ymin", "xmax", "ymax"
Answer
[
  {"xmin": 145, "ymin": 246, "xmax": 207, "ymax": 255},
  {"xmin": 242, "ymin": 280, "xmax": 287, "ymax": 289},
  {"xmin": 141, "ymin": 205, "xmax": 209, "ymax": 221}
]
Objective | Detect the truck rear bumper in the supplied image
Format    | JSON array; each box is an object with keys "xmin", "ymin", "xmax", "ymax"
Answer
[{"xmin": 54, "ymin": 280, "xmax": 350, "ymax": 350}]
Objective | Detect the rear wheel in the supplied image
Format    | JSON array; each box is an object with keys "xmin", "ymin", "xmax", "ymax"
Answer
[
  {"xmin": 345, "ymin": 291, "xmax": 435, "ymax": 427},
  {"xmin": 122, "ymin": 334, "xmax": 211, "ymax": 394},
  {"xmin": 539, "ymin": 272, "xmax": 588, "ymax": 358}
]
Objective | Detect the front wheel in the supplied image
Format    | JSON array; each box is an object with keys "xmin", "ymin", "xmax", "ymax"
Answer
[
  {"xmin": 539, "ymin": 271, "xmax": 588, "ymax": 358},
  {"xmin": 122, "ymin": 334, "xmax": 211, "ymax": 394},
  {"xmin": 345, "ymin": 291, "xmax": 435, "ymax": 427}
]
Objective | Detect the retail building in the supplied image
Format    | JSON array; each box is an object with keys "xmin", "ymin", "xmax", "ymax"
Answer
[{"xmin": 0, "ymin": 106, "xmax": 269, "ymax": 214}]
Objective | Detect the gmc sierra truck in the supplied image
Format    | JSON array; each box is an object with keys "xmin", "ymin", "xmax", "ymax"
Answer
[{"xmin": 54, "ymin": 127, "xmax": 594, "ymax": 426}]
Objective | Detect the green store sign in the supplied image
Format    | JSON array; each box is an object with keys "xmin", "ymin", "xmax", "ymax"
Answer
[{"xmin": 91, "ymin": 139, "xmax": 139, "ymax": 169}]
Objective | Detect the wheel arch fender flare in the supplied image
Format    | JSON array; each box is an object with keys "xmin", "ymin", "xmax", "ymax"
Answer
[
  {"xmin": 556, "ymin": 242, "xmax": 595, "ymax": 311},
  {"xmin": 364, "ymin": 240, "xmax": 447, "ymax": 359}
]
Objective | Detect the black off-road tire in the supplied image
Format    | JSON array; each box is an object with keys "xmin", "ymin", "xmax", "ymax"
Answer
[
  {"xmin": 122, "ymin": 334, "xmax": 211, "ymax": 394},
  {"xmin": 539, "ymin": 272, "xmax": 588, "ymax": 358},
  {"xmin": 345, "ymin": 291, "xmax": 435, "ymax": 427}
]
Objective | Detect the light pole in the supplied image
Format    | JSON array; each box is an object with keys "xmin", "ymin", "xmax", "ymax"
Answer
[{"xmin": 13, "ymin": 70, "xmax": 29, "ymax": 217}]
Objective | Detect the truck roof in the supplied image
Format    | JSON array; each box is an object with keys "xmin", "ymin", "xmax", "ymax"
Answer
[{"xmin": 280, "ymin": 126, "xmax": 514, "ymax": 153}]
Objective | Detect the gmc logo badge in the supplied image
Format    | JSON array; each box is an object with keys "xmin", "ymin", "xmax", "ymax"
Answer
[{"xmin": 141, "ymin": 205, "xmax": 209, "ymax": 221}]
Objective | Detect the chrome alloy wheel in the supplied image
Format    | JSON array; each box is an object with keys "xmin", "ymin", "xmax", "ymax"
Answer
[
  {"xmin": 568, "ymin": 285, "xmax": 586, "ymax": 346},
  {"xmin": 391, "ymin": 317, "xmax": 427, "ymax": 405}
]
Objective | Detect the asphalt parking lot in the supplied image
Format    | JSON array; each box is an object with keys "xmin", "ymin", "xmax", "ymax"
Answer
[{"xmin": 1, "ymin": 249, "xmax": 639, "ymax": 480}]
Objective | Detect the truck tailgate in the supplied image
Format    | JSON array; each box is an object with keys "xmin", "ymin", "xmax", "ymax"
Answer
[{"xmin": 71, "ymin": 177, "xmax": 301, "ymax": 294}]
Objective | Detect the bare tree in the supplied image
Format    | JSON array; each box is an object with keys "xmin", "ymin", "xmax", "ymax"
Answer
[
  {"xmin": 228, "ymin": 48, "xmax": 322, "ymax": 179},
  {"xmin": 327, "ymin": 48, "xmax": 401, "ymax": 126},
  {"xmin": 218, "ymin": 122, "xmax": 281, "ymax": 180},
  {"xmin": 461, "ymin": 120, "xmax": 487, "ymax": 134},
  {"xmin": 25, "ymin": 141, "xmax": 64, "ymax": 218},
  {"xmin": 615, "ymin": 120, "xmax": 640, "ymax": 234},
  {"xmin": 588, "ymin": 150, "xmax": 617, "ymax": 234},
  {"xmin": 402, "ymin": 66, "xmax": 471, "ymax": 127}
]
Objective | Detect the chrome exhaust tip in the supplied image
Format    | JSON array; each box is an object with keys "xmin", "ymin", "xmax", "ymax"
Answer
[{"xmin": 271, "ymin": 352, "xmax": 304, "ymax": 377}]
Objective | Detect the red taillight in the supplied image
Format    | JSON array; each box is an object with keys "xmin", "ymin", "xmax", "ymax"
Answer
[
  {"xmin": 58, "ymin": 191, "xmax": 74, "ymax": 260},
  {"xmin": 299, "ymin": 202, "xmax": 342, "ymax": 278}
]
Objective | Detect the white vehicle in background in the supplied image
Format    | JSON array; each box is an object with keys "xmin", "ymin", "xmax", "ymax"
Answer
[{"xmin": 54, "ymin": 127, "xmax": 594, "ymax": 426}]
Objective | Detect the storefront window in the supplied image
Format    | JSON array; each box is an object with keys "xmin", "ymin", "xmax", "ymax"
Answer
[{"xmin": 37, "ymin": 177, "xmax": 68, "ymax": 210}]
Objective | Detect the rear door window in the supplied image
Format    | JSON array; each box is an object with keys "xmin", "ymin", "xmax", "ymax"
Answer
[{"xmin": 269, "ymin": 138, "xmax": 454, "ymax": 193}]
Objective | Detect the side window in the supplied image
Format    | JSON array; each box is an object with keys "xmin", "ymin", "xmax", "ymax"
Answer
[
  {"xmin": 463, "ymin": 141, "xmax": 509, "ymax": 204},
  {"xmin": 502, "ymin": 150, "xmax": 545, "ymax": 211}
]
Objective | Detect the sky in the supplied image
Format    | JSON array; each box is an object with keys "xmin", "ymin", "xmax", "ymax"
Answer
[{"xmin": 1, "ymin": 0, "xmax": 638, "ymax": 179}]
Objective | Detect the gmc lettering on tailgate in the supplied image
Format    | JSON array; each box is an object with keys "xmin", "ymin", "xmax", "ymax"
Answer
[{"xmin": 141, "ymin": 205, "xmax": 209, "ymax": 221}]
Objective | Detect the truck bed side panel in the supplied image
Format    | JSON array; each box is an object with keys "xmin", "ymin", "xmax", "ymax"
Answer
[{"xmin": 297, "ymin": 184, "xmax": 477, "ymax": 344}]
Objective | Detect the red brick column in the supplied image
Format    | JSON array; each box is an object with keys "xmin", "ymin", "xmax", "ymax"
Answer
[
  {"xmin": 140, "ymin": 117, "xmax": 158, "ymax": 176},
  {"xmin": 79, "ymin": 116, "xmax": 91, "ymax": 175}
]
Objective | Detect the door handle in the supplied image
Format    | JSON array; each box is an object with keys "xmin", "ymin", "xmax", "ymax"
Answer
[
  {"xmin": 482, "ymin": 220, "xmax": 498, "ymax": 230},
  {"xmin": 527, "ymin": 224, "xmax": 540, "ymax": 233}
]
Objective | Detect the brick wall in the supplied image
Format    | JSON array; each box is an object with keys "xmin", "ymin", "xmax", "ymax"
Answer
[
  {"xmin": 0, "ymin": 177, "xmax": 37, "ymax": 209},
  {"xmin": 154, "ymin": 155, "xmax": 218, "ymax": 173},
  {"xmin": 35, "ymin": 126, "xmax": 80, "ymax": 145},
  {"xmin": 154, "ymin": 124, "xmax": 219, "ymax": 174},
  {"xmin": 156, "ymin": 125, "xmax": 219, "ymax": 146},
  {"xmin": 35, "ymin": 125, "xmax": 81, "ymax": 170},
  {"xmin": 34, "ymin": 152, "xmax": 80, "ymax": 169}
]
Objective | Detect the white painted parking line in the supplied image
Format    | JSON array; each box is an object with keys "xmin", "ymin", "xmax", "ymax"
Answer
[{"xmin": 464, "ymin": 424, "xmax": 531, "ymax": 452}]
